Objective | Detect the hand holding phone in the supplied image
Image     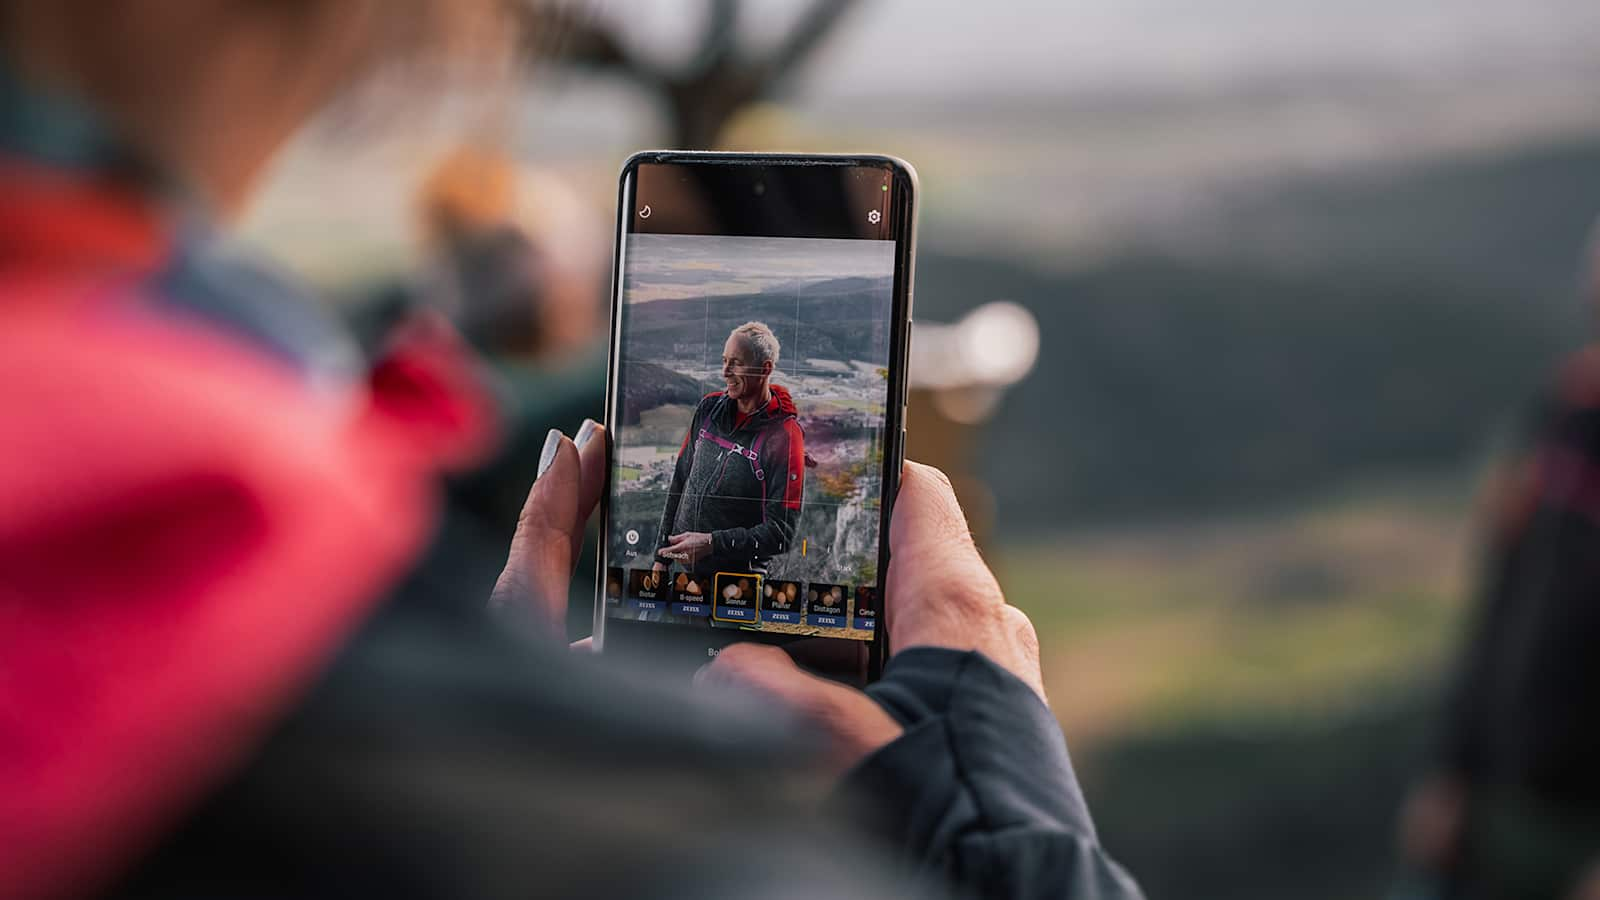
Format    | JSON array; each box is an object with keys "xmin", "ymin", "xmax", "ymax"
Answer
[
  {"xmin": 495, "ymin": 430, "xmax": 1045, "ymax": 774},
  {"xmin": 695, "ymin": 460, "xmax": 1045, "ymax": 772}
]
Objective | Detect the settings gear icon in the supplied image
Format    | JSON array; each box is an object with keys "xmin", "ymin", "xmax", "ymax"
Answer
[{"xmin": 866, "ymin": 209, "xmax": 882, "ymax": 225}]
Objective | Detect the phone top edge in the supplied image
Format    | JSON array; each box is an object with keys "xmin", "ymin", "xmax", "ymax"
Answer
[{"xmin": 620, "ymin": 150, "xmax": 916, "ymax": 172}]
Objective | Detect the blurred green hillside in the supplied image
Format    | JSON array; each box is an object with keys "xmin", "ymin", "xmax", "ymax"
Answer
[{"xmin": 913, "ymin": 134, "xmax": 1600, "ymax": 529}]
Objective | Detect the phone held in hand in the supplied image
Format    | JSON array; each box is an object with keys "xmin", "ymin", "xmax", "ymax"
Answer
[{"xmin": 596, "ymin": 152, "xmax": 917, "ymax": 685}]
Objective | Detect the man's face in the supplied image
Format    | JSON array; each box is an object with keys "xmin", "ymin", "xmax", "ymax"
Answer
[{"xmin": 722, "ymin": 335, "xmax": 769, "ymax": 401}]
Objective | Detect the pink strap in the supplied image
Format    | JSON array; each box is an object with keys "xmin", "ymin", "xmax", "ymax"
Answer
[
  {"xmin": 697, "ymin": 428, "xmax": 765, "ymax": 482},
  {"xmin": 750, "ymin": 429, "xmax": 767, "ymax": 481}
]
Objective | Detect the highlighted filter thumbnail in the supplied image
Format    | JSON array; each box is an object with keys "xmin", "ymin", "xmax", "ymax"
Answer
[
  {"xmin": 806, "ymin": 582, "xmax": 848, "ymax": 628},
  {"xmin": 712, "ymin": 572, "xmax": 761, "ymax": 622},
  {"xmin": 854, "ymin": 585, "xmax": 879, "ymax": 631},
  {"xmin": 627, "ymin": 568, "xmax": 667, "ymax": 612},
  {"xmin": 761, "ymin": 579, "xmax": 803, "ymax": 624},
  {"xmin": 670, "ymin": 572, "xmax": 711, "ymax": 617}
]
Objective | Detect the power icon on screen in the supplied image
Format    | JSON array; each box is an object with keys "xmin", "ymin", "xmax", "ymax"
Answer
[{"xmin": 638, "ymin": 205, "xmax": 651, "ymax": 219}]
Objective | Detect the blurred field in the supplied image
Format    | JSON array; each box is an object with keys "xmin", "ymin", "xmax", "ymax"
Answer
[
  {"xmin": 1000, "ymin": 479, "xmax": 1471, "ymax": 742},
  {"xmin": 994, "ymin": 479, "xmax": 1474, "ymax": 898}
]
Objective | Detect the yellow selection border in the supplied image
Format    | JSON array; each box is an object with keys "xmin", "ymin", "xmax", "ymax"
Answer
[{"xmin": 711, "ymin": 571, "xmax": 763, "ymax": 623}]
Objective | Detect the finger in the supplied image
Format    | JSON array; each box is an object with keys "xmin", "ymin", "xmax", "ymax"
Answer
[
  {"xmin": 570, "ymin": 419, "xmax": 607, "ymax": 573},
  {"xmin": 884, "ymin": 462, "xmax": 1013, "ymax": 668},
  {"xmin": 887, "ymin": 461, "xmax": 991, "ymax": 607},
  {"xmin": 696, "ymin": 643, "xmax": 803, "ymax": 694},
  {"xmin": 697, "ymin": 644, "xmax": 901, "ymax": 768},
  {"xmin": 493, "ymin": 429, "xmax": 581, "ymax": 631},
  {"xmin": 890, "ymin": 461, "xmax": 976, "ymax": 557}
]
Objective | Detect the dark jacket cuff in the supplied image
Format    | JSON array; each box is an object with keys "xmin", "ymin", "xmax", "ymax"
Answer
[
  {"xmin": 711, "ymin": 528, "xmax": 744, "ymax": 558},
  {"xmin": 843, "ymin": 648, "xmax": 1098, "ymax": 848}
]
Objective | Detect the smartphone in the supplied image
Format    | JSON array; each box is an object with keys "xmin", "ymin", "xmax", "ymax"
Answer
[{"xmin": 595, "ymin": 152, "xmax": 917, "ymax": 685}]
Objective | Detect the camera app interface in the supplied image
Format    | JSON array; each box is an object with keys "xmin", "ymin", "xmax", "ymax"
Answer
[{"xmin": 608, "ymin": 233, "xmax": 894, "ymax": 641}]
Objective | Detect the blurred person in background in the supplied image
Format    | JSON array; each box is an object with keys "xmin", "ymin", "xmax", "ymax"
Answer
[
  {"xmin": 0, "ymin": 3, "xmax": 1142, "ymax": 900},
  {"xmin": 1396, "ymin": 222, "xmax": 1600, "ymax": 900},
  {"xmin": 353, "ymin": 144, "xmax": 605, "ymax": 363},
  {"xmin": 348, "ymin": 144, "xmax": 610, "ymax": 626}
]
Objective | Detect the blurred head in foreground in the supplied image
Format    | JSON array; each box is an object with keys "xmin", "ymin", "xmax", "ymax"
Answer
[
  {"xmin": 0, "ymin": 2, "xmax": 513, "ymax": 896},
  {"xmin": 0, "ymin": 0, "xmax": 509, "ymax": 214}
]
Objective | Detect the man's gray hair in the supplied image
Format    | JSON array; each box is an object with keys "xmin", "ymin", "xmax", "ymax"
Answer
[{"xmin": 730, "ymin": 321, "xmax": 780, "ymax": 367}]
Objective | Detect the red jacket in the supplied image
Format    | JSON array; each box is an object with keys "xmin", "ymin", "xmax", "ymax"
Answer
[{"xmin": 0, "ymin": 152, "xmax": 493, "ymax": 899}]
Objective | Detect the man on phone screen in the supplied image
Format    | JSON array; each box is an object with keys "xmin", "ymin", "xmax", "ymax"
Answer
[{"xmin": 655, "ymin": 322, "xmax": 805, "ymax": 577}]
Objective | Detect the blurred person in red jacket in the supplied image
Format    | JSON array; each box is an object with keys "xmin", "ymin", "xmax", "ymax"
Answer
[
  {"xmin": 1396, "ymin": 222, "xmax": 1600, "ymax": 900},
  {"xmin": 0, "ymin": 3, "xmax": 1141, "ymax": 900}
]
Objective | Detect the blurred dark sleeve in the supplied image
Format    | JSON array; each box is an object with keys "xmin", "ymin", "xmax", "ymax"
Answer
[
  {"xmin": 1433, "ymin": 390, "xmax": 1552, "ymax": 780},
  {"xmin": 112, "ymin": 530, "xmax": 930, "ymax": 900},
  {"xmin": 842, "ymin": 648, "xmax": 1145, "ymax": 900},
  {"xmin": 1435, "ymin": 353, "xmax": 1600, "ymax": 806}
]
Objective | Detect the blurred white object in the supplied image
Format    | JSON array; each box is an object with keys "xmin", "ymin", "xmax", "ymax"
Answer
[{"xmin": 911, "ymin": 301, "xmax": 1040, "ymax": 424}]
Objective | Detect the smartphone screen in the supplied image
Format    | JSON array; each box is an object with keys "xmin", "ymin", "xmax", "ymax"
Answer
[{"xmin": 597, "ymin": 154, "xmax": 915, "ymax": 675}]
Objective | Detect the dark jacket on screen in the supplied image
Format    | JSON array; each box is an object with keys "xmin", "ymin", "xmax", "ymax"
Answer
[{"xmin": 656, "ymin": 386, "xmax": 806, "ymax": 576}]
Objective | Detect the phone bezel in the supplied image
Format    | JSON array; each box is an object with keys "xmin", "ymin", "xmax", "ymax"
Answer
[{"xmin": 594, "ymin": 151, "xmax": 918, "ymax": 684}]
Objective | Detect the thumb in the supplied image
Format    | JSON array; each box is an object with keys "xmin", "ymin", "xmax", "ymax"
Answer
[
  {"xmin": 697, "ymin": 644, "xmax": 902, "ymax": 771},
  {"xmin": 492, "ymin": 429, "xmax": 581, "ymax": 633},
  {"xmin": 887, "ymin": 460, "xmax": 1001, "ymax": 622},
  {"xmin": 890, "ymin": 461, "xmax": 980, "ymax": 562}
]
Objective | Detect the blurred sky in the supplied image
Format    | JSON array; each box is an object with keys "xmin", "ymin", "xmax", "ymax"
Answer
[
  {"xmin": 519, "ymin": 1, "xmax": 1600, "ymax": 262},
  {"xmin": 606, "ymin": 0, "xmax": 1600, "ymax": 98},
  {"xmin": 247, "ymin": 0, "xmax": 1600, "ymax": 283}
]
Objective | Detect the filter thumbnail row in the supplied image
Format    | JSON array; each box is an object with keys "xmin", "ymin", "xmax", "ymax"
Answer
[{"xmin": 605, "ymin": 567, "xmax": 878, "ymax": 631}]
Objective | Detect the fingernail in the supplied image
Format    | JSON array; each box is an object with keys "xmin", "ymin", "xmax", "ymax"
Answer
[
  {"xmin": 575, "ymin": 418, "xmax": 600, "ymax": 449},
  {"xmin": 536, "ymin": 429, "xmax": 562, "ymax": 479}
]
